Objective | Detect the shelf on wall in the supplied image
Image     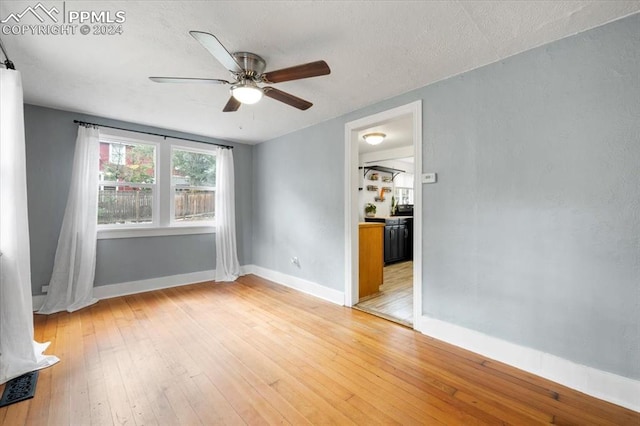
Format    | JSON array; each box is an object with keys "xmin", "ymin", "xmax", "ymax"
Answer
[{"xmin": 362, "ymin": 165, "xmax": 405, "ymax": 181}]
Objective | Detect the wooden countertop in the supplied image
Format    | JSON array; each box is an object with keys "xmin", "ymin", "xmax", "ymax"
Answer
[{"xmin": 359, "ymin": 222, "xmax": 385, "ymax": 228}]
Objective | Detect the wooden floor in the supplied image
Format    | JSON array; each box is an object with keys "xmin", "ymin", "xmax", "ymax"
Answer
[
  {"xmin": 1, "ymin": 275, "xmax": 638, "ymax": 425},
  {"xmin": 356, "ymin": 261, "xmax": 413, "ymax": 326}
]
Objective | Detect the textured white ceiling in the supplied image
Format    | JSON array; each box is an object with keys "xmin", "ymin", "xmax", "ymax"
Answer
[{"xmin": 2, "ymin": 1, "xmax": 639, "ymax": 144}]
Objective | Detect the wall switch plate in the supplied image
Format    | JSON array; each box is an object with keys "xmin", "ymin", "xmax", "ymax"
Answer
[{"xmin": 422, "ymin": 173, "xmax": 437, "ymax": 184}]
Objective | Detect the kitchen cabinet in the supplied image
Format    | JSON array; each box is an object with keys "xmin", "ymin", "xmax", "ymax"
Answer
[
  {"xmin": 365, "ymin": 217, "xmax": 413, "ymax": 264},
  {"xmin": 358, "ymin": 222, "xmax": 385, "ymax": 298},
  {"xmin": 384, "ymin": 218, "xmax": 411, "ymax": 264}
]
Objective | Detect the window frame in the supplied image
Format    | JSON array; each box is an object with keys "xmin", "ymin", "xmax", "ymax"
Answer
[
  {"xmin": 96, "ymin": 129, "xmax": 217, "ymax": 240},
  {"xmin": 170, "ymin": 144, "xmax": 217, "ymax": 228}
]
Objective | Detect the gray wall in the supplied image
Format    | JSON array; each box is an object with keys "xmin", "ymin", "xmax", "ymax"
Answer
[
  {"xmin": 420, "ymin": 14, "xmax": 639, "ymax": 381},
  {"xmin": 24, "ymin": 105, "xmax": 253, "ymax": 294},
  {"xmin": 252, "ymin": 13, "xmax": 640, "ymax": 379},
  {"xmin": 252, "ymin": 120, "xmax": 345, "ymax": 290}
]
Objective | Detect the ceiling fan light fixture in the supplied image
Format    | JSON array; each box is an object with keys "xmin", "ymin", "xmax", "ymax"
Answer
[
  {"xmin": 231, "ymin": 81, "xmax": 263, "ymax": 104},
  {"xmin": 363, "ymin": 132, "xmax": 386, "ymax": 145}
]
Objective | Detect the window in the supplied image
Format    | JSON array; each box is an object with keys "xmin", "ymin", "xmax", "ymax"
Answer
[
  {"xmin": 393, "ymin": 172, "xmax": 414, "ymax": 205},
  {"xmin": 99, "ymin": 139, "xmax": 156, "ymax": 225},
  {"xmin": 394, "ymin": 187, "xmax": 414, "ymax": 205},
  {"xmin": 97, "ymin": 132, "xmax": 217, "ymax": 237},
  {"xmin": 171, "ymin": 147, "xmax": 216, "ymax": 224}
]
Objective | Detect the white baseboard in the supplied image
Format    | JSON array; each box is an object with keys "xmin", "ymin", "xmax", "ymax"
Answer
[
  {"xmin": 32, "ymin": 269, "xmax": 216, "ymax": 310},
  {"xmin": 242, "ymin": 264, "xmax": 344, "ymax": 305},
  {"xmin": 32, "ymin": 294, "xmax": 46, "ymax": 311},
  {"xmin": 93, "ymin": 269, "xmax": 216, "ymax": 300},
  {"xmin": 417, "ymin": 315, "xmax": 640, "ymax": 412},
  {"xmin": 31, "ymin": 265, "xmax": 345, "ymax": 311}
]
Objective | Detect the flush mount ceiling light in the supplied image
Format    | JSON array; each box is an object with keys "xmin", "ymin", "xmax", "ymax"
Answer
[
  {"xmin": 363, "ymin": 132, "xmax": 386, "ymax": 145},
  {"xmin": 231, "ymin": 80, "xmax": 264, "ymax": 104}
]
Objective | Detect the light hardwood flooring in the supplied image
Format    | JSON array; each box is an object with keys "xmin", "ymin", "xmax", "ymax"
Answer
[
  {"xmin": 356, "ymin": 260, "xmax": 413, "ymax": 326},
  {"xmin": 1, "ymin": 274, "xmax": 638, "ymax": 425}
]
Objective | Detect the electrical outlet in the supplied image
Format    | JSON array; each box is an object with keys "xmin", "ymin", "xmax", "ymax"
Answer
[{"xmin": 291, "ymin": 256, "xmax": 300, "ymax": 266}]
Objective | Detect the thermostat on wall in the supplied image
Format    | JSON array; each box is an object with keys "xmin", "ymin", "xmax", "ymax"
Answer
[{"xmin": 422, "ymin": 173, "xmax": 437, "ymax": 184}]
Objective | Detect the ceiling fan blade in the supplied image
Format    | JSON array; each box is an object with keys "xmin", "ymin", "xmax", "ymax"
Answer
[
  {"xmin": 262, "ymin": 60, "xmax": 330, "ymax": 84},
  {"xmin": 263, "ymin": 87, "xmax": 313, "ymax": 110},
  {"xmin": 223, "ymin": 96, "xmax": 241, "ymax": 112},
  {"xmin": 190, "ymin": 31, "xmax": 242, "ymax": 73},
  {"xmin": 149, "ymin": 77, "xmax": 230, "ymax": 84}
]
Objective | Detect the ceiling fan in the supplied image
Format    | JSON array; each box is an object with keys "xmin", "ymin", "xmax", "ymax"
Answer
[{"xmin": 150, "ymin": 31, "xmax": 331, "ymax": 112}]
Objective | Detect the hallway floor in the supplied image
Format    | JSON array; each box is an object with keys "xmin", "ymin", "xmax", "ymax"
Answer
[{"xmin": 355, "ymin": 260, "xmax": 413, "ymax": 326}]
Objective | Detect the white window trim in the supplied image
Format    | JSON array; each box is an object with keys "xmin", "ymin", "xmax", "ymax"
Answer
[
  {"xmin": 97, "ymin": 129, "xmax": 217, "ymax": 240},
  {"xmin": 97, "ymin": 226, "xmax": 215, "ymax": 240}
]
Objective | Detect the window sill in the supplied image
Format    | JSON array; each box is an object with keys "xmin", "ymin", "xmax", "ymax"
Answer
[{"xmin": 97, "ymin": 225, "xmax": 215, "ymax": 240}]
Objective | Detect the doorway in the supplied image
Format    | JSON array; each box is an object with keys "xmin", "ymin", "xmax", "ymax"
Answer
[{"xmin": 344, "ymin": 101, "xmax": 422, "ymax": 328}]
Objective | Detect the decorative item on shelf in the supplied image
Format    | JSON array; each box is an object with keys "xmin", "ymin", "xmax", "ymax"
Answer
[
  {"xmin": 374, "ymin": 196, "xmax": 384, "ymax": 202},
  {"xmin": 382, "ymin": 176, "xmax": 392, "ymax": 183},
  {"xmin": 376, "ymin": 187, "xmax": 385, "ymax": 202},
  {"xmin": 366, "ymin": 185, "xmax": 378, "ymax": 191},
  {"xmin": 364, "ymin": 203, "xmax": 376, "ymax": 217},
  {"xmin": 369, "ymin": 172, "xmax": 379, "ymax": 181},
  {"xmin": 382, "ymin": 187, "xmax": 392, "ymax": 193}
]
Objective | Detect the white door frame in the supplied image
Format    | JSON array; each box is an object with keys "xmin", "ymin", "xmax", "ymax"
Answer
[{"xmin": 343, "ymin": 101, "xmax": 422, "ymax": 327}]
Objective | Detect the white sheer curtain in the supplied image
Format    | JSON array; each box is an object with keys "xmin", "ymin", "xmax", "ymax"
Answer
[
  {"xmin": 0, "ymin": 69, "xmax": 59, "ymax": 383},
  {"xmin": 215, "ymin": 147, "xmax": 240, "ymax": 281},
  {"xmin": 37, "ymin": 126, "xmax": 99, "ymax": 314}
]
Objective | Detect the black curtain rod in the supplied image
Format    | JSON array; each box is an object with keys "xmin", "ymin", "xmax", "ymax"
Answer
[
  {"xmin": 73, "ymin": 120, "xmax": 233, "ymax": 149},
  {"xmin": 0, "ymin": 38, "xmax": 15, "ymax": 69}
]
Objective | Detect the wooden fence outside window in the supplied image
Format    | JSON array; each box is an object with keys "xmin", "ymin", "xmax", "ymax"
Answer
[{"xmin": 98, "ymin": 189, "xmax": 215, "ymax": 224}]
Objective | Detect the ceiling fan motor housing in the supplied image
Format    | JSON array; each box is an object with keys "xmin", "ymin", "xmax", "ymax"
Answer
[{"xmin": 232, "ymin": 52, "xmax": 266, "ymax": 79}]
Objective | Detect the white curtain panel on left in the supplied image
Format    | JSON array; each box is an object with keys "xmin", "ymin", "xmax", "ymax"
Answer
[
  {"xmin": 0, "ymin": 69, "xmax": 59, "ymax": 383},
  {"xmin": 37, "ymin": 126, "xmax": 100, "ymax": 314}
]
